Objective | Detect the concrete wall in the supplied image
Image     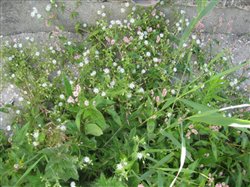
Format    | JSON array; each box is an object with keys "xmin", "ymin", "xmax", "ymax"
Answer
[{"xmin": 1, "ymin": 0, "xmax": 250, "ymax": 36}]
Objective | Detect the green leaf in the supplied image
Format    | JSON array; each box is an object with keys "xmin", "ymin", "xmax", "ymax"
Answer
[
  {"xmin": 180, "ymin": 99, "xmax": 211, "ymax": 112},
  {"xmin": 85, "ymin": 123, "xmax": 103, "ymax": 136},
  {"xmin": 107, "ymin": 109, "xmax": 122, "ymax": 126},
  {"xmin": 75, "ymin": 109, "xmax": 84, "ymax": 131},
  {"xmin": 211, "ymin": 141, "xmax": 217, "ymax": 161},
  {"xmin": 63, "ymin": 74, "xmax": 72, "ymax": 96},
  {"xmin": 84, "ymin": 107, "xmax": 109, "ymax": 130}
]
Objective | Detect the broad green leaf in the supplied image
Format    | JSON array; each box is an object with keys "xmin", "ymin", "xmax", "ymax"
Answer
[
  {"xmin": 161, "ymin": 97, "xmax": 176, "ymax": 111},
  {"xmin": 211, "ymin": 141, "xmax": 217, "ymax": 161},
  {"xmin": 180, "ymin": 99, "xmax": 212, "ymax": 112},
  {"xmin": 85, "ymin": 123, "xmax": 103, "ymax": 136},
  {"xmin": 75, "ymin": 109, "xmax": 84, "ymax": 131},
  {"xmin": 84, "ymin": 107, "xmax": 109, "ymax": 130},
  {"xmin": 63, "ymin": 74, "xmax": 72, "ymax": 96},
  {"xmin": 107, "ymin": 109, "xmax": 122, "ymax": 126}
]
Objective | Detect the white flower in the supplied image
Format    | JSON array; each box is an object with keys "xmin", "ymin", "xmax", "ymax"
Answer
[
  {"xmin": 11, "ymin": 74, "xmax": 15, "ymax": 78},
  {"xmin": 33, "ymin": 141, "xmax": 39, "ymax": 147},
  {"xmin": 101, "ymin": 5, "xmax": 105, "ymax": 9},
  {"xmin": 18, "ymin": 43, "xmax": 22, "ymax": 48},
  {"xmin": 101, "ymin": 12, "xmax": 106, "ymax": 17},
  {"xmin": 173, "ymin": 67, "xmax": 177, "ymax": 72},
  {"xmin": 127, "ymin": 93, "xmax": 132, "ymax": 98},
  {"xmin": 132, "ymin": 6, "xmax": 136, "ymax": 11},
  {"xmin": 144, "ymin": 40, "xmax": 149, "ymax": 45},
  {"xmin": 45, "ymin": 4, "xmax": 51, "ymax": 11},
  {"xmin": 153, "ymin": 58, "xmax": 159, "ymax": 63},
  {"xmin": 35, "ymin": 52, "xmax": 40, "ymax": 56},
  {"xmin": 14, "ymin": 164, "xmax": 19, "ymax": 170},
  {"xmin": 30, "ymin": 37, "xmax": 34, "ymax": 42},
  {"xmin": 180, "ymin": 10, "xmax": 186, "ymax": 14},
  {"xmin": 146, "ymin": 52, "xmax": 151, "ymax": 57},
  {"xmin": 16, "ymin": 110, "xmax": 21, "ymax": 114},
  {"xmin": 178, "ymin": 27, "xmax": 182, "ymax": 31},
  {"xmin": 6, "ymin": 125, "xmax": 11, "ymax": 131},
  {"xmin": 93, "ymin": 88, "xmax": 99, "ymax": 94},
  {"xmin": 57, "ymin": 70, "xmax": 61, "ymax": 75},
  {"xmin": 101, "ymin": 91, "xmax": 106, "ymax": 97},
  {"xmin": 129, "ymin": 83, "xmax": 135, "ymax": 89},
  {"xmin": 141, "ymin": 69, "xmax": 146, "ymax": 74},
  {"xmin": 60, "ymin": 125, "xmax": 66, "ymax": 131},
  {"xmin": 42, "ymin": 83, "xmax": 47, "ymax": 88},
  {"xmin": 183, "ymin": 43, "xmax": 187, "ymax": 47},
  {"xmin": 223, "ymin": 57, "xmax": 227, "ymax": 61},
  {"xmin": 196, "ymin": 39, "xmax": 201, "ymax": 45},
  {"xmin": 103, "ymin": 68, "xmax": 110, "ymax": 74},
  {"xmin": 171, "ymin": 89, "xmax": 176, "ymax": 95},
  {"xmin": 121, "ymin": 8, "xmax": 125, "ymax": 13},
  {"xmin": 137, "ymin": 152, "xmax": 143, "ymax": 160},
  {"xmin": 8, "ymin": 57, "xmax": 13, "ymax": 61},
  {"xmin": 79, "ymin": 62, "xmax": 84, "ymax": 67},
  {"xmin": 138, "ymin": 87, "xmax": 144, "ymax": 93},
  {"xmin": 37, "ymin": 14, "xmax": 42, "ymax": 19},
  {"xmin": 52, "ymin": 59, "xmax": 57, "ymax": 64},
  {"xmin": 33, "ymin": 130, "xmax": 39, "ymax": 139},
  {"xmin": 83, "ymin": 23, "xmax": 87, "ymax": 28},
  {"xmin": 18, "ymin": 97, "xmax": 24, "ymax": 102},
  {"xmin": 125, "ymin": 2, "xmax": 130, "ymax": 7},
  {"xmin": 160, "ymin": 33, "xmax": 164, "ymax": 38},
  {"xmin": 119, "ymin": 68, "xmax": 125, "ymax": 73},
  {"xmin": 84, "ymin": 100, "xmax": 89, "ymax": 106},
  {"xmin": 130, "ymin": 18, "xmax": 135, "ymax": 24},
  {"xmin": 32, "ymin": 7, "xmax": 38, "ymax": 14},
  {"xmin": 97, "ymin": 10, "xmax": 101, "ymax": 15},
  {"xmin": 90, "ymin": 71, "xmax": 96, "ymax": 76},
  {"xmin": 70, "ymin": 181, "xmax": 76, "ymax": 187},
  {"xmin": 59, "ymin": 94, "xmax": 65, "ymax": 99},
  {"xmin": 83, "ymin": 156, "xmax": 90, "ymax": 163},
  {"xmin": 192, "ymin": 35, "xmax": 197, "ymax": 40},
  {"xmin": 30, "ymin": 11, "xmax": 36, "ymax": 17},
  {"xmin": 116, "ymin": 163, "xmax": 123, "ymax": 170},
  {"xmin": 58, "ymin": 102, "xmax": 63, "ymax": 107}
]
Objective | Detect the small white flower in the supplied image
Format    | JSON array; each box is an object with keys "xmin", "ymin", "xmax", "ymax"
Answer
[
  {"xmin": 171, "ymin": 89, "xmax": 176, "ymax": 95},
  {"xmin": 57, "ymin": 70, "xmax": 61, "ymax": 75},
  {"xmin": 33, "ymin": 141, "xmax": 39, "ymax": 147},
  {"xmin": 30, "ymin": 37, "xmax": 34, "ymax": 42},
  {"xmin": 178, "ymin": 27, "xmax": 182, "ymax": 31},
  {"xmin": 58, "ymin": 102, "xmax": 63, "ymax": 107},
  {"xmin": 14, "ymin": 164, "xmax": 19, "ymax": 170},
  {"xmin": 8, "ymin": 57, "xmax": 13, "ymax": 61},
  {"xmin": 119, "ymin": 68, "xmax": 125, "ymax": 73},
  {"xmin": 101, "ymin": 91, "xmax": 106, "ymax": 97},
  {"xmin": 125, "ymin": 2, "xmax": 130, "ymax": 7},
  {"xmin": 146, "ymin": 52, "xmax": 151, "ymax": 57},
  {"xmin": 30, "ymin": 11, "xmax": 36, "ymax": 17},
  {"xmin": 59, "ymin": 94, "xmax": 65, "ymax": 99},
  {"xmin": 45, "ymin": 4, "xmax": 51, "ymax": 11},
  {"xmin": 79, "ymin": 62, "xmax": 84, "ymax": 67},
  {"xmin": 42, "ymin": 83, "xmax": 47, "ymax": 88},
  {"xmin": 70, "ymin": 181, "xmax": 76, "ymax": 187},
  {"xmin": 97, "ymin": 10, "xmax": 101, "ymax": 15},
  {"xmin": 90, "ymin": 71, "xmax": 96, "ymax": 76},
  {"xmin": 138, "ymin": 87, "xmax": 144, "ymax": 93},
  {"xmin": 103, "ymin": 68, "xmax": 110, "ymax": 74},
  {"xmin": 173, "ymin": 67, "xmax": 177, "ymax": 72},
  {"xmin": 18, "ymin": 43, "xmax": 22, "ymax": 48},
  {"xmin": 52, "ymin": 59, "xmax": 57, "ymax": 64},
  {"xmin": 6, "ymin": 125, "xmax": 11, "ymax": 131},
  {"xmin": 137, "ymin": 152, "xmax": 143, "ymax": 160},
  {"xmin": 192, "ymin": 35, "xmax": 197, "ymax": 40},
  {"xmin": 16, "ymin": 110, "xmax": 21, "ymax": 114},
  {"xmin": 223, "ymin": 57, "xmax": 227, "ymax": 61},
  {"xmin": 32, "ymin": 7, "xmax": 38, "ymax": 14},
  {"xmin": 18, "ymin": 97, "xmax": 24, "ymax": 102},
  {"xmin": 35, "ymin": 52, "xmax": 40, "ymax": 56},
  {"xmin": 11, "ymin": 74, "xmax": 15, "ymax": 78},
  {"xmin": 144, "ymin": 40, "xmax": 149, "ymax": 45},
  {"xmin": 180, "ymin": 10, "xmax": 186, "ymax": 14},
  {"xmin": 196, "ymin": 39, "xmax": 201, "ymax": 45},
  {"xmin": 101, "ymin": 5, "xmax": 105, "ymax": 9},
  {"xmin": 101, "ymin": 12, "xmax": 106, "ymax": 17},
  {"xmin": 121, "ymin": 8, "xmax": 125, "ymax": 13},
  {"xmin": 113, "ymin": 62, "xmax": 118, "ymax": 67},
  {"xmin": 110, "ymin": 80, "xmax": 116, "ymax": 87},
  {"xmin": 127, "ymin": 93, "xmax": 132, "ymax": 98},
  {"xmin": 160, "ymin": 33, "xmax": 164, "ymax": 38},
  {"xmin": 83, "ymin": 156, "xmax": 90, "ymax": 163},
  {"xmin": 153, "ymin": 57, "xmax": 159, "ymax": 63},
  {"xmin": 93, "ymin": 88, "xmax": 99, "ymax": 94},
  {"xmin": 60, "ymin": 125, "xmax": 66, "ymax": 131},
  {"xmin": 84, "ymin": 100, "xmax": 89, "ymax": 106},
  {"xmin": 132, "ymin": 6, "xmax": 136, "ymax": 11},
  {"xmin": 130, "ymin": 18, "xmax": 135, "ymax": 24},
  {"xmin": 183, "ymin": 43, "xmax": 187, "ymax": 47},
  {"xmin": 116, "ymin": 163, "xmax": 123, "ymax": 170},
  {"xmin": 83, "ymin": 23, "xmax": 87, "ymax": 28},
  {"xmin": 33, "ymin": 130, "xmax": 39, "ymax": 139},
  {"xmin": 37, "ymin": 14, "xmax": 42, "ymax": 19},
  {"xmin": 141, "ymin": 69, "xmax": 146, "ymax": 74},
  {"xmin": 129, "ymin": 83, "xmax": 135, "ymax": 89}
]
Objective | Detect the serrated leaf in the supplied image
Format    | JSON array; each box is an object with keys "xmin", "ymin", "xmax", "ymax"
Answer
[{"xmin": 85, "ymin": 123, "xmax": 103, "ymax": 136}]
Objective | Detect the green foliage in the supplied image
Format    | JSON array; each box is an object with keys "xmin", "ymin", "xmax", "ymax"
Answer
[{"xmin": 0, "ymin": 0, "xmax": 249, "ymax": 187}]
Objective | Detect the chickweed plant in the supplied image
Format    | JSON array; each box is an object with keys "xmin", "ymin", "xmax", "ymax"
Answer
[{"xmin": 0, "ymin": 0, "xmax": 249, "ymax": 186}]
